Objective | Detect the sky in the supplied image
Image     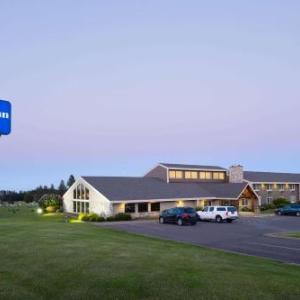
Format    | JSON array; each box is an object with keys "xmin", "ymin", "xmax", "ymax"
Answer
[{"xmin": 1, "ymin": 0, "xmax": 300, "ymax": 190}]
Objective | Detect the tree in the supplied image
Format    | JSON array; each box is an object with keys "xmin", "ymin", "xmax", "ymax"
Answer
[
  {"xmin": 67, "ymin": 175, "xmax": 76, "ymax": 188},
  {"xmin": 58, "ymin": 180, "xmax": 67, "ymax": 194}
]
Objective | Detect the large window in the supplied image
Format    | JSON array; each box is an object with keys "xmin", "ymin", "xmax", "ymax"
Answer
[
  {"xmin": 289, "ymin": 184, "xmax": 296, "ymax": 191},
  {"xmin": 185, "ymin": 171, "xmax": 198, "ymax": 179},
  {"xmin": 205, "ymin": 172, "xmax": 212, "ymax": 180},
  {"xmin": 138, "ymin": 202, "xmax": 148, "ymax": 213},
  {"xmin": 125, "ymin": 203, "xmax": 135, "ymax": 213},
  {"xmin": 169, "ymin": 170, "xmax": 183, "ymax": 179},
  {"xmin": 199, "ymin": 172, "xmax": 206, "ymax": 180},
  {"xmin": 73, "ymin": 201, "xmax": 89, "ymax": 214},
  {"xmin": 151, "ymin": 202, "xmax": 160, "ymax": 212},
  {"xmin": 73, "ymin": 184, "xmax": 90, "ymax": 200},
  {"xmin": 213, "ymin": 172, "xmax": 225, "ymax": 180}
]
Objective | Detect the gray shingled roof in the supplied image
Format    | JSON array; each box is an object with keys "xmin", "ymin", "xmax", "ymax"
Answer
[
  {"xmin": 244, "ymin": 171, "xmax": 300, "ymax": 183},
  {"xmin": 82, "ymin": 176, "xmax": 247, "ymax": 201},
  {"xmin": 159, "ymin": 163, "xmax": 227, "ymax": 171}
]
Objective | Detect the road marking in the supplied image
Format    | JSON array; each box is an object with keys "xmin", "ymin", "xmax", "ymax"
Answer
[{"xmin": 248, "ymin": 242, "xmax": 300, "ymax": 252}]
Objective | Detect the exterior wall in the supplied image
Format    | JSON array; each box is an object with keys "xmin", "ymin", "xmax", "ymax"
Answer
[
  {"xmin": 63, "ymin": 178, "xmax": 112, "ymax": 217},
  {"xmin": 229, "ymin": 165, "xmax": 244, "ymax": 183},
  {"xmin": 144, "ymin": 165, "xmax": 168, "ymax": 182},
  {"xmin": 250, "ymin": 183, "xmax": 300, "ymax": 205}
]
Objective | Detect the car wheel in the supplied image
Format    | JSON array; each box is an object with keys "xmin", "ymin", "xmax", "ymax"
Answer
[
  {"xmin": 296, "ymin": 212, "xmax": 300, "ymax": 217},
  {"xmin": 277, "ymin": 211, "xmax": 282, "ymax": 216},
  {"xmin": 191, "ymin": 222, "xmax": 197, "ymax": 226},
  {"xmin": 159, "ymin": 217, "xmax": 165, "ymax": 224},
  {"xmin": 216, "ymin": 215, "xmax": 223, "ymax": 223},
  {"xmin": 226, "ymin": 219, "xmax": 233, "ymax": 223},
  {"xmin": 177, "ymin": 218, "xmax": 183, "ymax": 226}
]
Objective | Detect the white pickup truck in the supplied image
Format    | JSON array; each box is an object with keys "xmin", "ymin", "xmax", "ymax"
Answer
[{"xmin": 197, "ymin": 206, "xmax": 238, "ymax": 223}]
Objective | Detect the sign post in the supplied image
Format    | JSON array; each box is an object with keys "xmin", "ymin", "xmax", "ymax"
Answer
[{"xmin": 0, "ymin": 100, "xmax": 12, "ymax": 136}]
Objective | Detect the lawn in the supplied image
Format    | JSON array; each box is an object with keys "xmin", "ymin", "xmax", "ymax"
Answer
[
  {"xmin": 0, "ymin": 207, "xmax": 300, "ymax": 300},
  {"xmin": 286, "ymin": 232, "xmax": 300, "ymax": 238}
]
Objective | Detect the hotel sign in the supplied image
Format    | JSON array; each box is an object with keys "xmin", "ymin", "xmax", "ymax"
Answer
[{"xmin": 0, "ymin": 100, "xmax": 12, "ymax": 135}]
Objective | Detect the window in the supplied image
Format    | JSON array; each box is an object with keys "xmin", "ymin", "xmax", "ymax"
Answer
[
  {"xmin": 73, "ymin": 184, "xmax": 90, "ymax": 200},
  {"xmin": 125, "ymin": 203, "xmax": 135, "ymax": 213},
  {"xmin": 266, "ymin": 197, "xmax": 273, "ymax": 204},
  {"xmin": 209, "ymin": 207, "xmax": 214, "ymax": 212},
  {"xmin": 185, "ymin": 171, "xmax": 198, "ymax": 179},
  {"xmin": 205, "ymin": 172, "xmax": 212, "ymax": 180},
  {"xmin": 217, "ymin": 207, "xmax": 226, "ymax": 211},
  {"xmin": 138, "ymin": 203, "xmax": 148, "ymax": 213},
  {"xmin": 169, "ymin": 171, "xmax": 176, "ymax": 179},
  {"xmin": 203, "ymin": 207, "xmax": 209, "ymax": 212},
  {"xmin": 265, "ymin": 184, "xmax": 272, "ymax": 191},
  {"xmin": 191, "ymin": 171, "xmax": 198, "ymax": 179},
  {"xmin": 213, "ymin": 172, "xmax": 225, "ymax": 180},
  {"xmin": 151, "ymin": 202, "xmax": 160, "ymax": 212},
  {"xmin": 183, "ymin": 207, "xmax": 195, "ymax": 213},
  {"xmin": 185, "ymin": 171, "xmax": 191, "ymax": 179},
  {"xmin": 169, "ymin": 170, "xmax": 183, "ymax": 179},
  {"xmin": 73, "ymin": 200, "xmax": 89, "ymax": 213},
  {"xmin": 199, "ymin": 172, "xmax": 206, "ymax": 180},
  {"xmin": 289, "ymin": 184, "xmax": 296, "ymax": 191},
  {"xmin": 213, "ymin": 172, "xmax": 219, "ymax": 180},
  {"xmin": 253, "ymin": 184, "xmax": 261, "ymax": 191},
  {"xmin": 278, "ymin": 184, "xmax": 285, "ymax": 191},
  {"xmin": 219, "ymin": 173, "xmax": 225, "ymax": 180},
  {"xmin": 242, "ymin": 199, "xmax": 249, "ymax": 206}
]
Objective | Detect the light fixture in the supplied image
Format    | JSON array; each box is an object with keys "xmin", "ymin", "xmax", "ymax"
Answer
[{"xmin": 37, "ymin": 208, "xmax": 43, "ymax": 214}]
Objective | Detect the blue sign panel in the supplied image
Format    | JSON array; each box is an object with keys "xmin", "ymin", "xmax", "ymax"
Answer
[{"xmin": 0, "ymin": 100, "xmax": 12, "ymax": 135}]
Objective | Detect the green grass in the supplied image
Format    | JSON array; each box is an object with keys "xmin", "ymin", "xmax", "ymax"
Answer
[
  {"xmin": 285, "ymin": 232, "xmax": 300, "ymax": 238},
  {"xmin": 0, "ymin": 207, "xmax": 300, "ymax": 300}
]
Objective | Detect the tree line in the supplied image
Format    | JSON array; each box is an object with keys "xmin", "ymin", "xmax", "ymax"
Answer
[{"xmin": 0, "ymin": 175, "xmax": 76, "ymax": 203}]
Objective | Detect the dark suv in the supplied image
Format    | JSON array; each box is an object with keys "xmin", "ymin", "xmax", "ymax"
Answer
[
  {"xmin": 275, "ymin": 204, "xmax": 300, "ymax": 217},
  {"xmin": 159, "ymin": 207, "xmax": 198, "ymax": 226}
]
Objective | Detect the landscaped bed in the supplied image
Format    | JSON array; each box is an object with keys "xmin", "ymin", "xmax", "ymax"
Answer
[{"xmin": 0, "ymin": 206, "xmax": 300, "ymax": 300}]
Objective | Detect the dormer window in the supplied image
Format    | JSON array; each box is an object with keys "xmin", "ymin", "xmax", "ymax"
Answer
[{"xmin": 169, "ymin": 170, "xmax": 183, "ymax": 179}]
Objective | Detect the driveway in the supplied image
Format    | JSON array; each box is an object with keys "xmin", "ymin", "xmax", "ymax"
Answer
[{"xmin": 98, "ymin": 216, "xmax": 300, "ymax": 264}]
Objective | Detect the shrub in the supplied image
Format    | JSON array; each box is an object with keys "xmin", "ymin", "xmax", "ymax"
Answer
[
  {"xmin": 260, "ymin": 203, "xmax": 276, "ymax": 211},
  {"xmin": 272, "ymin": 198, "xmax": 290, "ymax": 208},
  {"xmin": 240, "ymin": 207, "xmax": 252, "ymax": 212},
  {"xmin": 195, "ymin": 206, "xmax": 203, "ymax": 212},
  {"xmin": 107, "ymin": 213, "xmax": 132, "ymax": 222},
  {"xmin": 45, "ymin": 206, "xmax": 57, "ymax": 213},
  {"xmin": 38, "ymin": 194, "xmax": 62, "ymax": 210}
]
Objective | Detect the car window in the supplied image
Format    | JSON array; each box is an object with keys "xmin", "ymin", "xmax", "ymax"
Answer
[
  {"xmin": 209, "ymin": 207, "xmax": 214, "ymax": 212},
  {"xmin": 227, "ymin": 206, "xmax": 237, "ymax": 212},
  {"xmin": 217, "ymin": 207, "xmax": 226, "ymax": 211},
  {"xmin": 203, "ymin": 207, "xmax": 209, "ymax": 212},
  {"xmin": 184, "ymin": 208, "xmax": 195, "ymax": 213}
]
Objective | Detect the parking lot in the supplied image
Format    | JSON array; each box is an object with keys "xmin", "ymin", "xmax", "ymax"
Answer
[{"xmin": 99, "ymin": 216, "xmax": 300, "ymax": 264}]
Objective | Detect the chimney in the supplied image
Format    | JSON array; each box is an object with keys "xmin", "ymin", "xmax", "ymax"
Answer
[{"xmin": 229, "ymin": 165, "xmax": 244, "ymax": 183}]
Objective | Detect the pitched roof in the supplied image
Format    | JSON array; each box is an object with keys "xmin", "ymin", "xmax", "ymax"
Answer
[
  {"xmin": 159, "ymin": 163, "xmax": 227, "ymax": 171},
  {"xmin": 244, "ymin": 171, "xmax": 300, "ymax": 183},
  {"xmin": 82, "ymin": 176, "xmax": 247, "ymax": 201}
]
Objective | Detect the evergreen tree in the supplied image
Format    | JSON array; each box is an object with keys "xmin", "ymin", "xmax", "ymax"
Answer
[
  {"xmin": 67, "ymin": 175, "xmax": 76, "ymax": 188},
  {"xmin": 58, "ymin": 180, "xmax": 67, "ymax": 194}
]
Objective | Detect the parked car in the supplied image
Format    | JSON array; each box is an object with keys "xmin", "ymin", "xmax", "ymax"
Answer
[
  {"xmin": 197, "ymin": 206, "xmax": 238, "ymax": 223},
  {"xmin": 159, "ymin": 207, "xmax": 198, "ymax": 226},
  {"xmin": 275, "ymin": 204, "xmax": 300, "ymax": 216}
]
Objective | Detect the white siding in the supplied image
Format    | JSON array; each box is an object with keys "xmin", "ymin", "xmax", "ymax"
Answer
[{"xmin": 63, "ymin": 178, "xmax": 113, "ymax": 217}]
